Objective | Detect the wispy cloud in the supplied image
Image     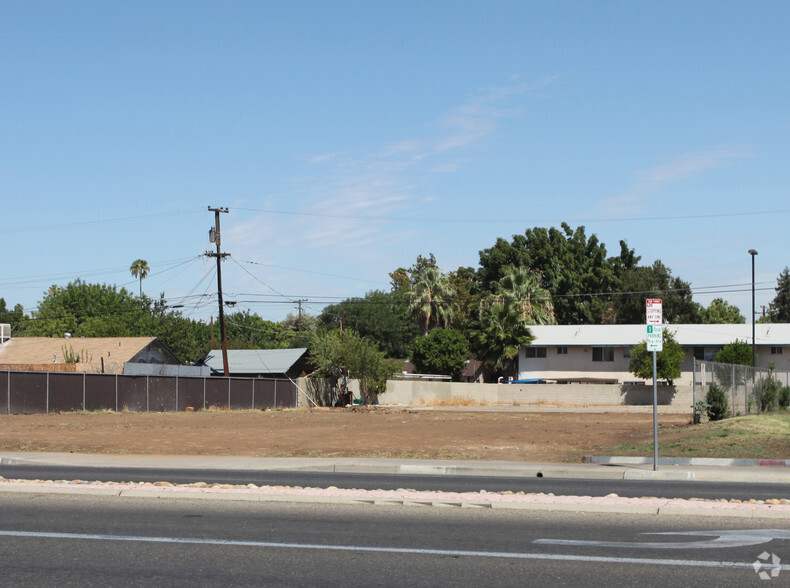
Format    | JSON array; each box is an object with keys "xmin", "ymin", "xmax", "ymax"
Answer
[
  {"xmin": 640, "ymin": 149, "xmax": 752, "ymax": 185},
  {"xmin": 228, "ymin": 77, "xmax": 557, "ymax": 291},
  {"xmin": 430, "ymin": 76, "xmax": 557, "ymax": 154},
  {"xmin": 279, "ymin": 78, "xmax": 556, "ymax": 253},
  {"xmin": 599, "ymin": 148, "xmax": 754, "ymax": 217},
  {"xmin": 307, "ymin": 152, "xmax": 341, "ymax": 164}
]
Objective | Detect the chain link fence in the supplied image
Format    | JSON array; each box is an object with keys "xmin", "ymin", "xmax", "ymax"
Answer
[
  {"xmin": 0, "ymin": 370, "xmax": 297, "ymax": 414},
  {"xmin": 693, "ymin": 359, "xmax": 790, "ymax": 416}
]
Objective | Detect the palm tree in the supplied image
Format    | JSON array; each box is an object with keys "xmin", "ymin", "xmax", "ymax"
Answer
[
  {"xmin": 408, "ymin": 267, "xmax": 457, "ymax": 336},
  {"xmin": 468, "ymin": 298, "xmax": 534, "ymax": 379},
  {"xmin": 129, "ymin": 259, "xmax": 150, "ymax": 298},
  {"xmin": 466, "ymin": 266, "xmax": 552, "ymax": 381},
  {"xmin": 494, "ymin": 266, "xmax": 556, "ymax": 325}
]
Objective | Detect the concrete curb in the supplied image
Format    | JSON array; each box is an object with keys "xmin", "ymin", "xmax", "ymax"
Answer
[
  {"xmin": 1, "ymin": 480, "xmax": 789, "ymax": 520},
  {"xmin": 4, "ymin": 452, "xmax": 790, "ymax": 484},
  {"xmin": 3, "ymin": 451, "xmax": 790, "ymax": 518},
  {"xmin": 585, "ymin": 456, "xmax": 790, "ymax": 467}
]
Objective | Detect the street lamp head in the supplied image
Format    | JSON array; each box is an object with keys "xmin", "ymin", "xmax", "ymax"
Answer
[{"xmin": 749, "ymin": 249, "xmax": 758, "ymax": 256}]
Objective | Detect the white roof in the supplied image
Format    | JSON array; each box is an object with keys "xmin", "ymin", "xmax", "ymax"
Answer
[{"xmin": 527, "ymin": 324, "xmax": 790, "ymax": 347}]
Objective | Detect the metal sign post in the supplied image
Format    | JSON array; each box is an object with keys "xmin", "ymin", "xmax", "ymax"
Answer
[{"xmin": 646, "ymin": 299, "xmax": 663, "ymax": 471}]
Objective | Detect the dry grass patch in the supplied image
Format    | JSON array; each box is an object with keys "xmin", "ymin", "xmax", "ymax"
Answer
[
  {"xmin": 421, "ymin": 397, "xmax": 484, "ymax": 406},
  {"xmin": 606, "ymin": 413, "xmax": 790, "ymax": 459}
]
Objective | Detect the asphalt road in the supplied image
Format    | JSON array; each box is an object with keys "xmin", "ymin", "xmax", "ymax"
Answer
[
  {"xmin": 1, "ymin": 464, "xmax": 788, "ymax": 501},
  {"xmin": 0, "ymin": 493, "xmax": 788, "ymax": 586}
]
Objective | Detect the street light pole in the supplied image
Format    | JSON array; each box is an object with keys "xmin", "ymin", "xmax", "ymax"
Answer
[{"xmin": 749, "ymin": 249, "xmax": 758, "ymax": 368}]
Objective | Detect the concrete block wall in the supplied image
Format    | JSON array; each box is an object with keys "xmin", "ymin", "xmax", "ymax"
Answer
[
  {"xmin": 383, "ymin": 380, "xmax": 693, "ymax": 409},
  {"xmin": 296, "ymin": 377, "xmax": 694, "ymax": 412}
]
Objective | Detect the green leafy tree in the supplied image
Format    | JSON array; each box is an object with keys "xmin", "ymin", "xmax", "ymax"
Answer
[
  {"xmin": 599, "ymin": 241, "xmax": 643, "ymax": 324},
  {"xmin": 341, "ymin": 330, "xmax": 402, "ymax": 403},
  {"xmin": 308, "ymin": 329, "xmax": 345, "ymax": 380},
  {"xmin": 25, "ymin": 280, "xmax": 149, "ymax": 337},
  {"xmin": 154, "ymin": 313, "xmax": 211, "ymax": 364},
  {"xmin": 701, "ymin": 298, "xmax": 745, "ymax": 324},
  {"xmin": 308, "ymin": 329, "xmax": 400, "ymax": 404},
  {"xmin": 279, "ymin": 310, "xmax": 318, "ymax": 349},
  {"xmin": 475, "ymin": 237, "xmax": 530, "ymax": 288},
  {"xmin": 467, "ymin": 298, "xmax": 534, "ymax": 381},
  {"xmin": 446, "ymin": 266, "xmax": 479, "ymax": 331},
  {"xmin": 477, "ymin": 224, "xmax": 634, "ymax": 325},
  {"xmin": 280, "ymin": 310, "xmax": 318, "ymax": 333},
  {"xmin": 22, "ymin": 281, "xmax": 215, "ymax": 364},
  {"xmin": 223, "ymin": 310, "xmax": 287, "ymax": 350},
  {"xmin": 129, "ymin": 259, "xmax": 150, "ymax": 298},
  {"xmin": 0, "ymin": 298, "xmax": 26, "ymax": 333},
  {"xmin": 768, "ymin": 267, "xmax": 790, "ymax": 323},
  {"xmin": 714, "ymin": 339, "xmax": 753, "ymax": 366},
  {"xmin": 710, "ymin": 339, "xmax": 753, "ymax": 391},
  {"xmin": 613, "ymin": 261, "xmax": 702, "ymax": 324},
  {"xmin": 389, "ymin": 253, "xmax": 439, "ymax": 291},
  {"xmin": 628, "ymin": 329, "xmax": 685, "ymax": 385},
  {"xmin": 318, "ymin": 290, "xmax": 417, "ymax": 358},
  {"xmin": 410, "ymin": 328, "xmax": 469, "ymax": 380}
]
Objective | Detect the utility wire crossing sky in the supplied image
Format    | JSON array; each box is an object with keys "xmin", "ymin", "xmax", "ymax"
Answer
[{"xmin": 2, "ymin": 1, "xmax": 788, "ymax": 323}]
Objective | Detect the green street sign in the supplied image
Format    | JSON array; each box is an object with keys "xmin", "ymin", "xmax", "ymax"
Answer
[{"xmin": 647, "ymin": 325, "xmax": 663, "ymax": 352}]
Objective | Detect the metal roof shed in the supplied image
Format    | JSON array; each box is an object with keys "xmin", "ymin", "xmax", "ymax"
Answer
[{"xmin": 201, "ymin": 348, "xmax": 309, "ymax": 378}]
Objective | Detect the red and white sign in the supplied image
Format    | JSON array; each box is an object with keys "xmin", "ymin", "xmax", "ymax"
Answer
[{"xmin": 646, "ymin": 299, "xmax": 663, "ymax": 325}]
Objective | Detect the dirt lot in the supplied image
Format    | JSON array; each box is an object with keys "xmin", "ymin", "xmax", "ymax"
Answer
[{"xmin": 0, "ymin": 408, "xmax": 692, "ymax": 462}]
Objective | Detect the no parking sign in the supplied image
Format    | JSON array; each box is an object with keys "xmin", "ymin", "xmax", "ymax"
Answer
[{"xmin": 646, "ymin": 299, "xmax": 663, "ymax": 352}]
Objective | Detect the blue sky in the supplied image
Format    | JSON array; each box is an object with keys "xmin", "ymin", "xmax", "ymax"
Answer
[{"xmin": 2, "ymin": 1, "xmax": 788, "ymax": 325}]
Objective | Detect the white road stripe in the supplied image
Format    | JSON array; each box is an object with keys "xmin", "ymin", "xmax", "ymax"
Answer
[{"xmin": 0, "ymin": 530, "xmax": 788, "ymax": 570}]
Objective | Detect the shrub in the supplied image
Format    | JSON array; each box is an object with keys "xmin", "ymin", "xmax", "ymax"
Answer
[
  {"xmin": 693, "ymin": 400, "xmax": 709, "ymax": 424},
  {"xmin": 410, "ymin": 328, "xmax": 469, "ymax": 381},
  {"xmin": 705, "ymin": 384, "xmax": 729, "ymax": 421},
  {"xmin": 756, "ymin": 377, "xmax": 781, "ymax": 412},
  {"xmin": 780, "ymin": 386, "xmax": 790, "ymax": 410}
]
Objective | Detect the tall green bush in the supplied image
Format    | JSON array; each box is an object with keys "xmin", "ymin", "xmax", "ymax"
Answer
[
  {"xmin": 705, "ymin": 384, "xmax": 729, "ymax": 421},
  {"xmin": 756, "ymin": 377, "xmax": 781, "ymax": 412}
]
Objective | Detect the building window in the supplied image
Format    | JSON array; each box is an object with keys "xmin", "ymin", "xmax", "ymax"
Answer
[
  {"xmin": 771, "ymin": 347, "xmax": 783, "ymax": 355},
  {"xmin": 525, "ymin": 347, "xmax": 547, "ymax": 359},
  {"xmin": 623, "ymin": 346, "xmax": 633, "ymax": 358},
  {"xmin": 592, "ymin": 347, "xmax": 614, "ymax": 362},
  {"xmin": 693, "ymin": 347, "xmax": 718, "ymax": 361},
  {"xmin": 557, "ymin": 347, "xmax": 568, "ymax": 355}
]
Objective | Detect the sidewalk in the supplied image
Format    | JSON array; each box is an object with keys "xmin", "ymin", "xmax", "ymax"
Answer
[{"xmin": 1, "ymin": 452, "xmax": 790, "ymax": 519}]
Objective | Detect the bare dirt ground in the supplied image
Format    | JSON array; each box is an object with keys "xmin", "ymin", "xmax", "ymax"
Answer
[{"xmin": 0, "ymin": 408, "xmax": 692, "ymax": 462}]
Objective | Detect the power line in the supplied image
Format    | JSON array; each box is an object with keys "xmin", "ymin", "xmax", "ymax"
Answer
[
  {"xmin": 0, "ymin": 209, "xmax": 205, "ymax": 235},
  {"xmin": 238, "ymin": 259, "xmax": 388, "ymax": 286},
  {"xmin": 229, "ymin": 257, "xmax": 298, "ymax": 303},
  {"xmin": 0, "ymin": 256, "xmax": 201, "ymax": 290}
]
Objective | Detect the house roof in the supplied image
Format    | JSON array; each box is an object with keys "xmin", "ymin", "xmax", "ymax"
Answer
[
  {"xmin": 202, "ymin": 348, "xmax": 308, "ymax": 375},
  {"xmin": 0, "ymin": 336, "xmax": 169, "ymax": 372},
  {"xmin": 527, "ymin": 324, "xmax": 790, "ymax": 347}
]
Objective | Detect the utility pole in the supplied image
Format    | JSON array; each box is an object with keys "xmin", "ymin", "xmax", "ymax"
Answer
[
  {"xmin": 207, "ymin": 207, "xmax": 230, "ymax": 376},
  {"xmin": 749, "ymin": 249, "xmax": 758, "ymax": 369},
  {"xmin": 296, "ymin": 299, "xmax": 307, "ymax": 333}
]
